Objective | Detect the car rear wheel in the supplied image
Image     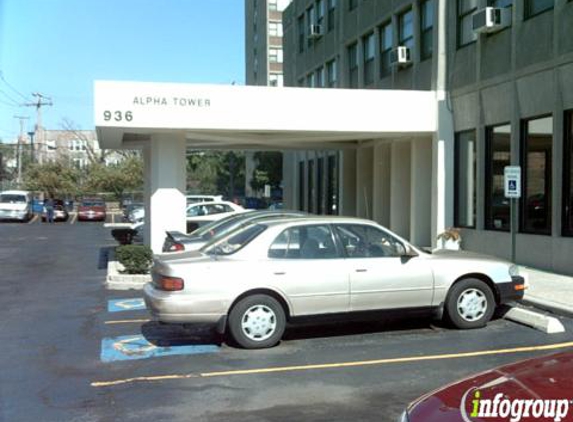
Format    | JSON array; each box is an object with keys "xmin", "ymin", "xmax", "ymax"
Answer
[
  {"xmin": 228, "ymin": 294, "xmax": 286, "ymax": 349},
  {"xmin": 445, "ymin": 278, "xmax": 495, "ymax": 329}
]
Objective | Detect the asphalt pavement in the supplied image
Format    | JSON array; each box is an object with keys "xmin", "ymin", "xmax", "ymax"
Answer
[{"xmin": 1, "ymin": 221, "xmax": 573, "ymax": 422}]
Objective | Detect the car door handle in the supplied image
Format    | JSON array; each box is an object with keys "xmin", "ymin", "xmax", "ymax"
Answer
[
  {"xmin": 355, "ymin": 269, "xmax": 367, "ymax": 273},
  {"xmin": 274, "ymin": 272, "xmax": 286, "ymax": 276}
]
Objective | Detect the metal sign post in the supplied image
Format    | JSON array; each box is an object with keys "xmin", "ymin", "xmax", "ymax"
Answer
[{"xmin": 504, "ymin": 166, "xmax": 521, "ymax": 263}]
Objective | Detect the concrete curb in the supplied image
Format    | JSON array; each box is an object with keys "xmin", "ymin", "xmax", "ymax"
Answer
[
  {"xmin": 522, "ymin": 296, "xmax": 573, "ymax": 319},
  {"xmin": 106, "ymin": 259, "xmax": 151, "ymax": 290},
  {"xmin": 503, "ymin": 306, "xmax": 566, "ymax": 334}
]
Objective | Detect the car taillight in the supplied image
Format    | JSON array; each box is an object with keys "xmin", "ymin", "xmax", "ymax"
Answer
[
  {"xmin": 160, "ymin": 276, "xmax": 184, "ymax": 291},
  {"xmin": 169, "ymin": 243, "xmax": 184, "ymax": 252}
]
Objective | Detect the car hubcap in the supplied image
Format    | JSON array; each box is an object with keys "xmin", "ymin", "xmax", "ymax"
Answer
[
  {"xmin": 241, "ymin": 304, "xmax": 277, "ymax": 342},
  {"xmin": 457, "ymin": 288, "xmax": 487, "ymax": 322}
]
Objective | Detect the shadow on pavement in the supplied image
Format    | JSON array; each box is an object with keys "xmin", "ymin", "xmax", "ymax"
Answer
[{"xmin": 141, "ymin": 321, "xmax": 223, "ymax": 347}]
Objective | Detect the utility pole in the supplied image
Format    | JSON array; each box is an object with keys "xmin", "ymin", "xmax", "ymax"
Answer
[
  {"xmin": 24, "ymin": 93, "xmax": 52, "ymax": 164},
  {"xmin": 13, "ymin": 115, "xmax": 29, "ymax": 185}
]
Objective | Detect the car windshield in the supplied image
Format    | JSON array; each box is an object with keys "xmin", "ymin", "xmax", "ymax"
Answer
[
  {"xmin": 81, "ymin": 201, "xmax": 104, "ymax": 207},
  {"xmin": 0, "ymin": 194, "xmax": 26, "ymax": 203},
  {"xmin": 202, "ymin": 224, "xmax": 266, "ymax": 256}
]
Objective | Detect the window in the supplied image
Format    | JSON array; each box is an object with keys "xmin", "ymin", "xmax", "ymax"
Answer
[
  {"xmin": 308, "ymin": 159, "xmax": 315, "ymax": 212},
  {"xmin": 269, "ymin": 225, "xmax": 338, "ymax": 259},
  {"xmin": 420, "ymin": 0, "xmax": 434, "ymax": 60},
  {"xmin": 268, "ymin": 0, "xmax": 278, "ymax": 11},
  {"xmin": 379, "ymin": 21, "xmax": 392, "ymax": 77},
  {"xmin": 457, "ymin": 0, "xmax": 478, "ymax": 48},
  {"xmin": 334, "ymin": 224, "xmax": 406, "ymax": 258},
  {"xmin": 269, "ymin": 74, "xmax": 284, "ymax": 87},
  {"xmin": 347, "ymin": 42, "xmax": 358, "ymax": 88},
  {"xmin": 488, "ymin": 0, "xmax": 513, "ymax": 7},
  {"xmin": 362, "ymin": 32, "xmax": 375, "ymax": 85},
  {"xmin": 327, "ymin": 59, "xmax": 338, "ymax": 87},
  {"xmin": 524, "ymin": 0, "xmax": 554, "ymax": 18},
  {"xmin": 349, "ymin": 0, "xmax": 358, "ymax": 11},
  {"xmin": 485, "ymin": 124, "xmax": 511, "ymax": 231},
  {"xmin": 204, "ymin": 224, "xmax": 266, "ymax": 256},
  {"xmin": 298, "ymin": 15, "xmax": 305, "ymax": 53},
  {"xmin": 327, "ymin": 0, "xmax": 336, "ymax": 31},
  {"xmin": 269, "ymin": 21, "xmax": 283, "ymax": 37},
  {"xmin": 306, "ymin": 72, "xmax": 316, "ymax": 87},
  {"xmin": 317, "ymin": 0, "xmax": 325, "ymax": 26},
  {"xmin": 454, "ymin": 130, "xmax": 476, "ymax": 228},
  {"xmin": 298, "ymin": 161, "xmax": 305, "ymax": 209},
  {"xmin": 327, "ymin": 153, "xmax": 339, "ymax": 214},
  {"xmin": 307, "ymin": 5, "xmax": 316, "ymax": 47},
  {"xmin": 564, "ymin": 110, "xmax": 573, "ymax": 236},
  {"xmin": 398, "ymin": 9, "xmax": 414, "ymax": 51},
  {"xmin": 521, "ymin": 116, "xmax": 553, "ymax": 235},
  {"xmin": 269, "ymin": 48, "xmax": 283, "ymax": 63},
  {"xmin": 316, "ymin": 66, "xmax": 325, "ymax": 88}
]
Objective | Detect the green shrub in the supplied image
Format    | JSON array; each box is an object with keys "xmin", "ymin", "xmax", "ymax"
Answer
[{"xmin": 115, "ymin": 245, "xmax": 153, "ymax": 274}]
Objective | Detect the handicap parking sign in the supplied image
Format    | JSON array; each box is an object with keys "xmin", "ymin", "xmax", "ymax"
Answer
[{"xmin": 504, "ymin": 166, "xmax": 521, "ymax": 199}]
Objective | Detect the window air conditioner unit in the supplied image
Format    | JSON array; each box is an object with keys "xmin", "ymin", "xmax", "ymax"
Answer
[
  {"xmin": 308, "ymin": 24, "xmax": 323, "ymax": 39},
  {"xmin": 472, "ymin": 7, "xmax": 511, "ymax": 34},
  {"xmin": 390, "ymin": 46, "xmax": 411, "ymax": 66}
]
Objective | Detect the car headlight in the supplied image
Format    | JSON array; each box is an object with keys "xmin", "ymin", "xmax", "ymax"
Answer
[
  {"xmin": 397, "ymin": 410, "xmax": 410, "ymax": 422},
  {"xmin": 508, "ymin": 265, "xmax": 520, "ymax": 277}
]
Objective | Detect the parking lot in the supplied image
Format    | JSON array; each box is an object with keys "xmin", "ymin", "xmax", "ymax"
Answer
[{"xmin": 1, "ymin": 222, "xmax": 573, "ymax": 422}]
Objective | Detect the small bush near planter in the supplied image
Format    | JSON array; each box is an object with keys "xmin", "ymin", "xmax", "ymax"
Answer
[{"xmin": 116, "ymin": 245, "xmax": 153, "ymax": 274}]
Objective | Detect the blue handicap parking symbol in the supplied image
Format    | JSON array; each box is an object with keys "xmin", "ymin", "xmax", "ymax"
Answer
[
  {"xmin": 108, "ymin": 298, "xmax": 146, "ymax": 313},
  {"xmin": 100, "ymin": 334, "xmax": 220, "ymax": 362},
  {"xmin": 508, "ymin": 180, "xmax": 517, "ymax": 191}
]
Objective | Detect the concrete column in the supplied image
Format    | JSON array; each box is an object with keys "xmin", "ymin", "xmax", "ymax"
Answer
[
  {"xmin": 372, "ymin": 142, "xmax": 391, "ymax": 227},
  {"xmin": 410, "ymin": 138, "xmax": 433, "ymax": 247},
  {"xmin": 144, "ymin": 134, "xmax": 187, "ymax": 253},
  {"xmin": 244, "ymin": 151, "xmax": 256, "ymax": 197},
  {"xmin": 340, "ymin": 149, "xmax": 357, "ymax": 216},
  {"xmin": 390, "ymin": 141, "xmax": 412, "ymax": 239}
]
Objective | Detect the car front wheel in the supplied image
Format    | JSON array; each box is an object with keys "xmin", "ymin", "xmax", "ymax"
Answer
[
  {"xmin": 445, "ymin": 278, "xmax": 495, "ymax": 329},
  {"xmin": 228, "ymin": 294, "xmax": 286, "ymax": 349}
]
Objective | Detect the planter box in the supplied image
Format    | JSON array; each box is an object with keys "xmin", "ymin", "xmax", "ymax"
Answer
[{"xmin": 106, "ymin": 250, "xmax": 151, "ymax": 290}]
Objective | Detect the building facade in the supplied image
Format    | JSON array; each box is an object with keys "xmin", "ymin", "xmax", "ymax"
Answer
[{"xmin": 280, "ymin": 0, "xmax": 573, "ymax": 274}]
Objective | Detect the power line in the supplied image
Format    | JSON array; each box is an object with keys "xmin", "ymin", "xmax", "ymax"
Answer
[
  {"xmin": 0, "ymin": 89, "xmax": 20, "ymax": 106},
  {"xmin": 0, "ymin": 70, "xmax": 32, "ymax": 102}
]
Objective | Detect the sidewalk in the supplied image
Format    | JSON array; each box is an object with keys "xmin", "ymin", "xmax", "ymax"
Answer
[{"xmin": 520, "ymin": 266, "xmax": 573, "ymax": 317}]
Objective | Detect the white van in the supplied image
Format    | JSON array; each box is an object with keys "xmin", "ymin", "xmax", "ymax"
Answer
[{"xmin": 0, "ymin": 190, "xmax": 33, "ymax": 222}]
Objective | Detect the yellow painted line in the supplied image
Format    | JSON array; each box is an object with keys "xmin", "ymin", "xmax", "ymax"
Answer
[
  {"xmin": 104, "ymin": 318, "xmax": 150, "ymax": 325},
  {"xmin": 90, "ymin": 340, "xmax": 573, "ymax": 388}
]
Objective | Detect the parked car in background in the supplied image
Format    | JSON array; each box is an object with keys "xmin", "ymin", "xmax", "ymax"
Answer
[
  {"xmin": 41, "ymin": 199, "xmax": 69, "ymax": 222},
  {"xmin": 399, "ymin": 351, "xmax": 573, "ymax": 422},
  {"xmin": 145, "ymin": 217, "xmax": 525, "ymax": 349},
  {"xmin": 128, "ymin": 205, "xmax": 145, "ymax": 223},
  {"xmin": 0, "ymin": 190, "xmax": 33, "ymax": 222},
  {"xmin": 186, "ymin": 194, "xmax": 223, "ymax": 205},
  {"xmin": 122, "ymin": 202, "xmax": 143, "ymax": 221},
  {"xmin": 163, "ymin": 210, "xmax": 308, "ymax": 252},
  {"xmin": 77, "ymin": 198, "xmax": 106, "ymax": 222},
  {"xmin": 185, "ymin": 200, "xmax": 245, "ymax": 233}
]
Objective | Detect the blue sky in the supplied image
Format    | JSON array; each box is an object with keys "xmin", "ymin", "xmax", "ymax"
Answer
[{"xmin": 0, "ymin": 0, "xmax": 245, "ymax": 141}]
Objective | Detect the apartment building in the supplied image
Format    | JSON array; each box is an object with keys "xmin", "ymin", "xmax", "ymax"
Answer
[{"xmin": 279, "ymin": 0, "xmax": 573, "ymax": 274}]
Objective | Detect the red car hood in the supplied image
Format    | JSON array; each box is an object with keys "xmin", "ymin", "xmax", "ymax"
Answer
[{"xmin": 408, "ymin": 351, "xmax": 573, "ymax": 422}]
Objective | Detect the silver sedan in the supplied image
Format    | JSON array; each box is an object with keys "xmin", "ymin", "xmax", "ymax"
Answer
[{"xmin": 144, "ymin": 217, "xmax": 525, "ymax": 349}]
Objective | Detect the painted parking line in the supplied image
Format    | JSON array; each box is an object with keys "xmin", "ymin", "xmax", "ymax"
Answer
[
  {"xmin": 28, "ymin": 215, "xmax": 39, "ymax": 224},
  {"xmin": 100, "ymin": 334, "xmax": 219, "ymax": 362},
  {"xmin": 92, "ymin": 340, "xmax": 573, "ymax": 387},
  {"xmin": 104, "ymin": 318, "xmax": 151, "ymax": 325},
  {"xmin": 69, "ymin": 213, "xmax": 77, "ymax": 224},
  {"xmin": 108, "ymin": 298, "xmax": 146, "ymax": 312}
]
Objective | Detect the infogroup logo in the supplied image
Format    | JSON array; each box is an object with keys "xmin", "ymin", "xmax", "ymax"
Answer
[{"xmin": 460, "ymin": 388, "xmax": 572, "ymax": 422}]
